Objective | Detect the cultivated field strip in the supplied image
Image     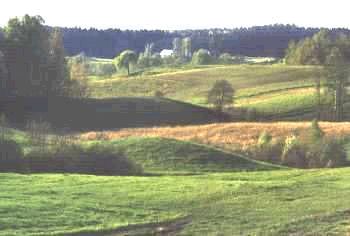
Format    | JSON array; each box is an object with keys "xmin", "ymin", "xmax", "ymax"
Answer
[{"xmin": 82, "ymin": 122, "xmax": 350, "ymax": 149}]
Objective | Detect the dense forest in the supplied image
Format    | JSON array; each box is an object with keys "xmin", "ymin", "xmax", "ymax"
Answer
[
  {"xmin": 49, "ymin": 25, "xmax": 350, "ymax": 58},
  {"xmin": 2, "ymin": 24, "xmax": 350, "ymax": 59}
]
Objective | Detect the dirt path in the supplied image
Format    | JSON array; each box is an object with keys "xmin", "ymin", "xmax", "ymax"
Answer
[{"xmin": 67, "ymin": 216, "xmax": 192, "ymax": 236}]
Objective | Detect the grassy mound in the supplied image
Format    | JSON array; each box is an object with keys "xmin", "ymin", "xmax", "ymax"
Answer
[{"xmin": 95, "ymin": 137, "xmax": 280, "ymax": 172}]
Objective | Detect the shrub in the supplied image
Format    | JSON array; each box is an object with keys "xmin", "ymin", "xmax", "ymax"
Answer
[
  {"xmin": 138, "ymin": 54, "xmax": 162, "ymax": 68},
  {"xmin": 247, "ymin": 120, "xmax": 348, "ymax": 169},
  {"xmin": 0, "ymin": 139, "xmax": 25, "ymax": 172},
  {"xmin": 320, "ymin": 138, "xmax": 347, "ymax": 168},
  {"xmin": 310, "ymin": 119, "xmax": 324, "ymax": 140},
  {"xmin": 87, "ymin": 63, "xmax": 116, "ymax": 76},
  {"xmin": 26, "ymin": 144, "xmax": 143, "ymax": 175},
  {"xmin": 219, "ymin": 53, "xmax": 233, "ymax": 64},
  {"xmin": 300, "ymin": 119, "xmax": 324, "ymax": 145},
  {"xmin": 154, "ymin": 90, "xmax": 164, "ymax": 98},
  {"xmin": 257, "ymin": 132, "xmax": 272, "ymax": 148},
  {"xmin": 252, "ymin": 140, "xmax": 283, "ymax": 163},
  {"xmin": 281, "ymin": 135, "xmax": 308, "ymax": 168},
  {"xmin": 306, "ymin": 138, "xmax": 347, "ymax": 168},
  {"xmin": 251, "ymin": 133, "xmax": 283, "ymax": 163},
  {"xmin": 192, "ymin": 49, "xmax": 213, "ymax": 65},
  {"xmin": 26, "ymin": 120, "xmax": 51, "ymax": 152},
  {"xmin": 281, "ymin": 142, "xmax": 307, "ymax": 168}
]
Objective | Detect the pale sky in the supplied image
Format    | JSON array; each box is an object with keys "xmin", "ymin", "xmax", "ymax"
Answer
[{"xmin": 0, "ymin": 0, "xmax": 350, "ymax": 30}]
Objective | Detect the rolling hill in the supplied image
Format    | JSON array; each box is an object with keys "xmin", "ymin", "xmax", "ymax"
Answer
[
  {"xmin": 87, "ymin": 137, "xmax": 279, "ymax": 172},
  {"xmin": 88, "ymin": 64, "xmax": 324, "ymax": 117}
]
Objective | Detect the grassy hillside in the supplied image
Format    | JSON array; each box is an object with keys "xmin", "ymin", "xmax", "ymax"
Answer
[
  {"xmin": 87, "ymin": 137, "xmax": 279, "ymax": 172},
  {"xmin": 88, "ymin": 65, "xmax": 324, "ymax": 115},
  {"xmin": 2, "ymin": 168, "xmax": 350, "ymax": 235}
]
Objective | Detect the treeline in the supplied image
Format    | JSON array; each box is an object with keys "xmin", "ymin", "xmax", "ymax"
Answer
[
  {"xmin": 285, "ymin": 30, "xmax": 350, "ymax": 121},
  {"xmin": 3, "ymin": 25, "xmax": 346, "ymax": 59},
  {"xmin": 3, "ymin": 21, "xmax": 350, "ymax": 59},
  {"xmin": 0, "ymin": 15, "xmax": 88, "ymax": 98},
  {"xmin": 285, "ymin": 29, "xmax": 350, "ymax": 65}
]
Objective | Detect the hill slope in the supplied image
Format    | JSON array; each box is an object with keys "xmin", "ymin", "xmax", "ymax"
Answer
[
  {"xmin": 91, "ymin": 137, "xmax": 279, "ymax": 172},
  {"xmin": 88, "ymin": 65, "xmax": 329, "ymax": 118},
  {"xmin": 89, "ymin": 65, "xmax": 321, "ymax": 103},
  {"xmin": 4, "ymin": 96, "xmax": 227, "ymax": 130}
]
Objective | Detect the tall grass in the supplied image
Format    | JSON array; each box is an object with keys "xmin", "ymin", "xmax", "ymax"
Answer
[{"xmin": 81, "ymin": 122, "xmax": 350, "ymax": 152}]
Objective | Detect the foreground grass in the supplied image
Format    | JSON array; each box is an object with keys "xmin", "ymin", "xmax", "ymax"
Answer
[{"xmin": 1, "ymin": 168, "xmax": 350, "ymax": 235}]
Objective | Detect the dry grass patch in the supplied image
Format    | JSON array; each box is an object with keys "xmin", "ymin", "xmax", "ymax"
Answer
[{"xmin": 81, "ymin": 122, "xmax": 350, "ymax": 150}]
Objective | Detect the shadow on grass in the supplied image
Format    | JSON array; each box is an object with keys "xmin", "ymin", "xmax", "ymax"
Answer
[{"xmin": 1, "ymin": 96, "xmax": 230, "ymax": 131}]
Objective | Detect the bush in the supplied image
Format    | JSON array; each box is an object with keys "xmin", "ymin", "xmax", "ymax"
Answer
[
  {"xmin": 0, "ymin": 139, "xmax": 25, "ymax": 172},
  {"xmin": 299, "ymin": 119, "xmax": 324, "ymax": 145},
  {"xmin": 26, "ymin": 144, "xmax": 143, "ymax": 175},
  {"xmin": 306, "ymin": 138, "xmax": 347, "ymax": 168},
  {"xmin": 252, "ymin": 140, "xmax": 283, "ymax": 163},
  {"xmin": 138, "ymin": 54, "xmax": 162, "ymax": 68},
  {"xmin": 154, "ymin": 90, "xmax": 164, "ymax": 98},
  {"xmin": 192, "ymin": 49, "xmax": 213, "ymax": 65},
  {"xmin": 26, "ymin": 120, "xmax": 52, "ymax": 153},
  {"xmin": 248, "ymin": 121, "xmax": 348, "ymax": 169},
  {"xmin": 219, "ymin": 53, "xmax": 233, "ymax": 64},
  {"xmin": 257, "ymin": 132, "xmax": 272, "ymax": 148},
  {"xmin": 281, "ymin": 130, "xmax": 347, "ymax": 168},
  {"xmin": 87, "ymin": 63, "xmax": 116, "ymax": 76},
  {"xmin": 320, "ymin": 139, "xmax": 347, "ymax": 168},
  {"xmin": 281, "ymin": 143, "xmax": 308, "ymax": 168},
  {"xmin": 251, "ymin": 132, "xmax": 283, "ymax": 163}
]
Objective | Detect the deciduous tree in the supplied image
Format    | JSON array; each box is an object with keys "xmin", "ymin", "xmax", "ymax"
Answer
[
  {"xmin": 207, "ymin": 80, "xmax": 235, "ymax": 112},
  {"xmin": 115, "ymin": 50, "xmax": 137, "ymax": 76}
]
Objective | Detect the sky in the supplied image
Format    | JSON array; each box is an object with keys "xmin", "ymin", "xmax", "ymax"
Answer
[{"xmin": 0, "ymin": 0, "xmax": 350, "ymax": 30}]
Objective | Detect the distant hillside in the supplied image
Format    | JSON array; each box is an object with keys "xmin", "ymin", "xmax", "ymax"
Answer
[
  {"xmin": 89, "ymin": 64, "xmax": 327, "ymax": 118},
  {"xmin": 56, "ymin": 25, "xmax": 350, "ymax": 58}
]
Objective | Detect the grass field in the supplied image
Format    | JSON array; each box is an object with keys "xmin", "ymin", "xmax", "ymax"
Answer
[
  {"xmin": 88, "ymin": 65, "xmax": 324, "ymax": 115},
  {"xmin": 4, "ymin": 125, "xmax": 350, "ymax": 235},
  {"xmin": 2, "ymin": 168, "xmax": 350, "ymax": 235}
]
